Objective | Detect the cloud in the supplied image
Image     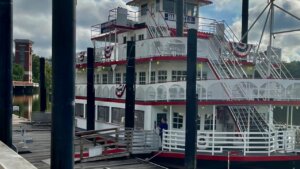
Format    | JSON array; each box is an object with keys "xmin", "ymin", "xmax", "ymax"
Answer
[
  {"xmin": 216, "ymin": 0, "xmax": 300, "ymax": 62},
  {"xmin": 13, "ymin": 0, "xmax": 300, "ymax": 62},
  {"xmin": 13, "ymin": 0, "xmax": 128, "ymax": 57}
]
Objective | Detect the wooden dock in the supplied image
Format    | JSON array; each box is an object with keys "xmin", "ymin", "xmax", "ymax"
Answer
[{"xmin": 12, "ymin": 117, "xmax": 166, "ymax": 169}]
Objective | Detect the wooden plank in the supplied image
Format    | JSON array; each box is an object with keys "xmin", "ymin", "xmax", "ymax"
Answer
[{"xmin": 12, "ymin": 123, "xmax": 165, "ymax": 169}]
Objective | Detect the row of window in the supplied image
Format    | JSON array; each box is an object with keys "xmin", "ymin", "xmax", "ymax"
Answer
[
  {"xmin": 76, "ymin": 103, "xmax": 215, "ymax": 131},
  {"xmin": 173, "ymin": 112, "xmax": 215, "ymax": 130},
  {"xmin": 94, "ymin": 71, "xmax": 208, "ymax": 84},
  {"xmin": 141, "ymin": 0, "xmax": 198, "ymax": 17},
  {"xmin": 75, "ymin": 104, "xmax": 144, "ymax": 129},
  {"xmin": 122, "ymin": 34, "xmax": 144, "ymax": 44}
]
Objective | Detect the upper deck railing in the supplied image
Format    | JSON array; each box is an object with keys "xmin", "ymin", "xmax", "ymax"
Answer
[{"xmin": 76, "ymin": 79, "xmax": 300, "ymax": 101}]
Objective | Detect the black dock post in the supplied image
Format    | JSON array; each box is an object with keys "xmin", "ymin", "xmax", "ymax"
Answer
[
  {"xmin": 40, "ymin": 57, "xmax": 47, "ymax": 112},
  {"xmin": 0, "ymin": 0, "xmax": 13, "ymax": 148},
  {"xmin": 176, "ymin": 0, "xmax": 184, "ymax": 37},
  {"xmin": 51, "ymin": 0, "xmax": 75, "ymax": 168},
  {"xmin": 125, "ymin": 41, "xmax": 135, "ymax": 129},
  {"xmin": 86, "ymin": 48, "xmax": 95, "ymax": 131},
  {"xmin": 242, "ymin": 0, "xmax": 249, "ymax": 43},
  {"xmin": 185, "ymin": 29, "xmax": 198, "ymax": 169}
]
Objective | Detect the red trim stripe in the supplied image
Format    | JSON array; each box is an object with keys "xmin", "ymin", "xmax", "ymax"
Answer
[
  {"xmin": 76, "ymin": 56, "xmax": 209, "ymax": 68},
  {"xmin": 157, "ymin": 152, "xmax": 300, "ymax": 162},
  {"xmin": 75, "ymin": 96, "xmax": 300, "ymax": 106}
]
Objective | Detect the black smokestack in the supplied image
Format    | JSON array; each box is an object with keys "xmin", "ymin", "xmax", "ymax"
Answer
[
  {"xmin": 242, "ymin": 0, "xmax": 249, "ymax": 43},
  {"xmin": 176, "ymin": 0, "xmax": 184, "ymax": 37}
]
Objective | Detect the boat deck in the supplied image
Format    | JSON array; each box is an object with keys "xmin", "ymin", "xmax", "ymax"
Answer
[{"xmin": 12, "ymin": 116, "xmax": 165, "ymax": 169}]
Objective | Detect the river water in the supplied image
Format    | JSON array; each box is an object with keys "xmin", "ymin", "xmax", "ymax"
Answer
[{"xmin": 13, "ymin": 94, "xmax": 51, "ymax": 121}]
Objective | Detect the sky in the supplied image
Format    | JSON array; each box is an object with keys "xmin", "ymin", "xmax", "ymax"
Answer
[{"xmin": 13, "ymin": 0, "xmax": 300, "ymax": 62}]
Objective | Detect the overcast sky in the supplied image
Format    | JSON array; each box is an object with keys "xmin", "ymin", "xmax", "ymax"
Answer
[{"xmin": 13, "ymin": 0, "xmax": 300, "ymax": 62}]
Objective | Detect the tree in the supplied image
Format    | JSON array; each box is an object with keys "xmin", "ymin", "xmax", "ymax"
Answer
[
  {"xmin": 32, "ymin": 54, "xmax": 40, "ymax": 83},
  {"xmin": 32, "ymin": 54, "xmax": 52, "ymax": 92},
  {"xmin": 12, "ymin": 64, "xmax": 24, "ymax": 81}
]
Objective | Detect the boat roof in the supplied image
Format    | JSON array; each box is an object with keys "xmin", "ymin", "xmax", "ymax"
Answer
[{"xmin": 127, "ymin": 0, "xmax": 213, "ymax": 6}]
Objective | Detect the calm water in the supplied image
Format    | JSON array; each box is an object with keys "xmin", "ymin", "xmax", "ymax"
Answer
[{"xmin": 13, "ymin": 94, "xmax": 51, "ymax": 121}]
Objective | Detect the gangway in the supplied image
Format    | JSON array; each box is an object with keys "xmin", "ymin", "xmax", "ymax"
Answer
[{"xmin": 74, "ymin": 128, "xmax": 160, "ymax": 163}]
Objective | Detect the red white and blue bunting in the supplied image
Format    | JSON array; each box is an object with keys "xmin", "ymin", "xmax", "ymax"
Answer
[
  {"xmin": 79, "ymin": 51, "xmax": 85, "ymax": 62},
  {"xmin": 115, "ymin": 84, "xmax": 126, "ymax": 98},
  {"xmin": 104, "ymin": 46, "xmax": 114, "ymax": 59},
  {"xmin": 229, "ymin": 42, "xmax": 253, "ymax": 58}
]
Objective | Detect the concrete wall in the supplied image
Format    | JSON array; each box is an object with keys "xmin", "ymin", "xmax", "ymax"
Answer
[{"xmin": 0, "ymin": 141, "xmax": 37, "ymax": 169}]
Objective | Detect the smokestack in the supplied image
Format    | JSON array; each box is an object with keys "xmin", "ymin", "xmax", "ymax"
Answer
[
  {"xmin": 176, "ymin": 0, "xmax": 184, "ymax": 37},
  {"xmin": 242, "ymin": 0, "xmax": 249, "ymax": 43}
]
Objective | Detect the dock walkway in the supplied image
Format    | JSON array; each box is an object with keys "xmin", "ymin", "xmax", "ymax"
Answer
[{"xmin": 12, "ymin": 116, "xmax": 165, "ymax": 169}]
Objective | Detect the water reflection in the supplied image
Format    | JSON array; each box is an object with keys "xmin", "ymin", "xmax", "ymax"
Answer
[{"xmin": 13, "ymin": 94, "xmax": 51, "ymax": 121}]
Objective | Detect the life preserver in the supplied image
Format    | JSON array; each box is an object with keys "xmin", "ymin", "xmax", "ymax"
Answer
[
  {"xmin": 104, "ymin": 46, "xmax": 113, "ymax": 59},
  {"xmin": 115, "ymin": 84, "xmax": 126, "ymax": 98},
  {"xmin": 79, "ymin": 51, "xmax": 85, "ymax": 62},
  {"xmin": 197, "ymin": 134, "xmax": 208, "ymax": 149},
  {"xmin": 229, "ymin": 42, "xmax": 252, "ymax": 58}
]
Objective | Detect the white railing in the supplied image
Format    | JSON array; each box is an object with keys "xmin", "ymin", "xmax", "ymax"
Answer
[
  {"xmin": 76, "ymin": 79, "xmax": 300, "ymax": 101},
  {"xmin": 162, "ymin": 129, "xmax": 296, "ymax": 156}
]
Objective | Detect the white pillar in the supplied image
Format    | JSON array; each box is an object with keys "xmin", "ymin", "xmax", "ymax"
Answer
[
  {"xmin": 148, "ymin": 59, "xmax": 152, "ymax": 83},
  {"xmin": 290, "ymin": 106, "xmax": 294, "ymax": 128},
  {"xmin": 268, "ymin": 105, "xmax": 273, "ymax": 126},
  {"xmin": 114, "ymin": 28, "xmax": 117, "ymax": 60},
  {"xmin": 169, "ymin": 105, "xmax": 173, "ymax": 130},
  {"xmin": 286, "ymin": 106, "xmax": 289, "ymax": 127}
]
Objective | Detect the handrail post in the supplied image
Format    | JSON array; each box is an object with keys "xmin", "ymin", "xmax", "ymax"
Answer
[
  {"xmin": 80, "ymin": 137, "xmax": 83, "ymax": 161},
  {"xmin": 115, "ymin": 128, "xmax": 119, "ymax": 149}
]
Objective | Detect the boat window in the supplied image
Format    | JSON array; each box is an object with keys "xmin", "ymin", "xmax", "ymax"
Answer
[
  {"xmin": 112, "ymin": 107, "xmax": 125, "ymax": 125},
  {"xmin": 135, "ymin": 110, "xmax": 145, "ymax": 130},
  {"xmin": 156, "ymin": 0, "xmax": 160, "ymax": 12},
  {"xmin": 75, "ymin": 103, "xmax": 84, "ymax": 118},
  {"xmin": 115, "ymin": 73, "xmax": 121, "ymax": 84},
  {"xmin": 204, "ymin": 114, "xmax": 216, "ymax": 130},
  {"xmin": 158, "ymin": 70, "xmax": 168, "ymax": 83},
  {"xmin": 185, "ymin": 2, "xmax": 198, "ymax": 17},
  {"xmin": 197, "ymin": 114, "xmax": 201, "ymax": 130},
  {"xmin": 96, "ymin": 74, "xmax": 101, "ymax": 83},
  {"xmin": 123, "ymin": 36, "xmax": 127, "ymax": 44},
  {"xmin": 131, "ymin": 36, "xmax": 136, "ymax": 41},
  {"xmin": 172, "ymin": 70, "xmax": 186, "ymax": 81},
  {"xmin": 102, "ymin": 74, "xmax": 108, "ymax": 84},
  {"xmin": 139, "ymin": 72, "xmax": 146, "ymax": 84},
  {"xmin": 111, "ymin": 107, "xmax": 144, "ymax": 129},
  {"xmin": 97, "ymin": 106, "xmax": 109, "ymax": 123},
  {"xmin": 172, "ymin": 112, "xmax": 183, "ymax": 129},
  {"xmin": 150, "ymin": 71, "xmax": 156, "ymax": 83},
  {"xmin": 123, "ymin": 73, "xmax": 126, "ymax": 83},
  {"xmin": 141, "ymin": 3, "xmax": 148, "ymax": 16},
  {"xmin": 138, "ymin": 34, "xmax": 144, "ymax": 41},
  {"xmin": 197, "ymin": 71, "xmax": 207, "ymax": 80},
  {"xmin": 163, "ymin": 0, "xmax": 175, "ymax": 13}
]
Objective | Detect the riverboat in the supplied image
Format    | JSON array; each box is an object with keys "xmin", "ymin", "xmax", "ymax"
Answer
[{"xmin": 75, "ymin": 0, "xmax": 300, "ymax": 168}]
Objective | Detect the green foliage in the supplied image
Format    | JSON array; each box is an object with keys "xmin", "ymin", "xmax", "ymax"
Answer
[
  {"xmin": 32, "ymin": 54, "xmax": 40, "ymax": 83},
  {"xmin": 13, "ymin": 64, "xmax": 24, "ymax": 81},
  {"xmin": 32, "ymin": 54, "xmax": 52, "ymax": 92},
  {"xmin": 283, "ymin": 61, "xmax": 300, "ymax": 78}
]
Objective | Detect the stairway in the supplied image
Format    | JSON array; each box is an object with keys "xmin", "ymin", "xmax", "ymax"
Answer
[{"xmin": 228, "ymin": 106, "xmax": 271, "ymax": 151}]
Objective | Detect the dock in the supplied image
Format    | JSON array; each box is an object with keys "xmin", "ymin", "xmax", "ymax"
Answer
[{"xmin": 12, "ymin": 116, "xmax": 166, "ymax": 169}]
